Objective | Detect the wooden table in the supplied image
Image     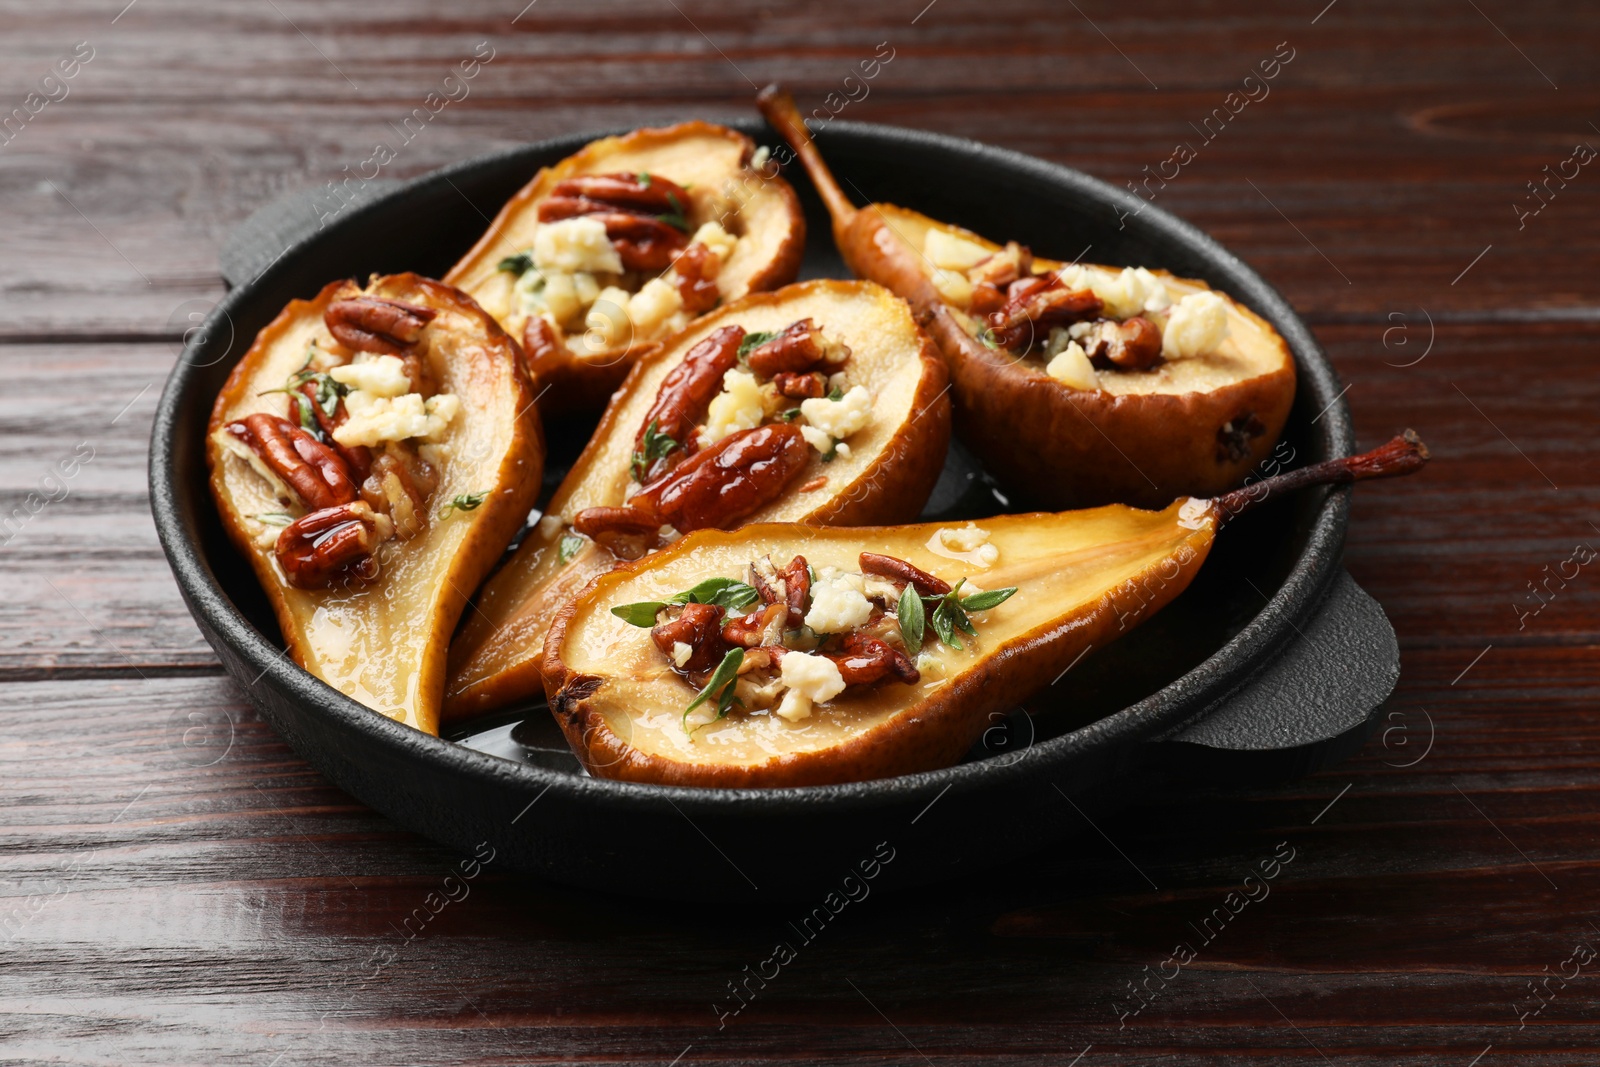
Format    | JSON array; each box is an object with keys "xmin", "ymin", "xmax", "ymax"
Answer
[{"xmin": 5, "ymin": 2, "xmax": 1596, "ymax": 1063}]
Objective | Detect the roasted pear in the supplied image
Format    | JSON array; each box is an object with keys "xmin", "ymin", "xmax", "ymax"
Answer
[
  {"xmin": 544, "ymin": 434, "xmax": 1428, "ymax": 787},
  {"xmin": 445, "ymin": 279, "xmax": 951, "ymax": 719},
  {"xmin": 445, "ymin": 121, "xmax": 805, "ymax": 412},
  {"xmin": 208, "ymin": 273, "xmax": 544, "ymax": 736},
  {"xmin": 757, "ymin": 86, "xmax": 1296, "ymax": 510}
]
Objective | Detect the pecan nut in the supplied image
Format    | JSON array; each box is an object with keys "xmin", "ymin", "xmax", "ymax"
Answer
[
  {"xmin": 359, "ymin": 447, "xmax": 438, "ymax": 541},
  {"xmin": 827, "ymin": 632, "xmax": 920, "ymax": 687},
  {"xmin": 859, "ymin": 552, "xmax": 951, "ymax": 597},
  {"xmin": 537, "ymin": 173, "xmax": 692, "ymax": 273},
  {"xmin": 772, "ymin": 371, "xmax": 826, "ymax": 399},
  {"xmin": 634, "ymin": 325, "xmax": 745, "ymax": 463},
  {"xmin": 721, "ymin": 602, "xmax": 786, "ymax": 649},
  {"xmin": 225, "ymin": 413, "xmax": 358, "ymax": 511},
  {"xmin": 652, "ymin": 601, "xmax": 728, "ymax": 675},
  {"xmin": 1081, "ymin": 316, "xmax": 1164, "ymax": 370},
  {"xmin": 275, "ymin": 502, "xmax": 392, "ymax": 588},
  {"xmin": 745, "ymin": 318, "xmax": 847, "ymax": 378},
  {"xmin": 779, "ymin": 554, "xmax": 811, "ymax": 628},
  {"xmin": 673, "ymin": 241, "xmax": 722, "ymax": 314},
  {"xmin": 986, "ymin": 280, "xmax": 1103, "ymax": 352},
  {"xmin": 324, "ymin": 296, "xmax": 437, "ymax": 358},
  {"xmin": 630, "ymin": 423, "xmax": 810, "ymax": 533},
  {"xmin": 541, "ymin": 172, "xmax": 692, "ymax": 218},
  {"xmin": 569, "ymin": 506, "xmax": 661, "ymax": 560},
  {"xmin": 968, "ymin": 241, "xmax": 1034, "ymax": 289}
]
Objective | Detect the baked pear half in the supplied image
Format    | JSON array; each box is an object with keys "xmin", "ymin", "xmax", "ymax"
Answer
[
  {"xmin": 445, "ymin": 279, "xmax": 951, "ymax": 720},
  {"xmin": 544, "ymin": 433, "xmax": 1429, "ymax": 787},
  {"xmin": 208, "ymin": 273, "xmax": 544, "ymax": 736},
  {"xmin": 757, "ymin": 86, "xmax": 1296, "ymax": 510},
  {"xmin": 445, "ymin": 121, "xmax": 806, "ymax": 412}
]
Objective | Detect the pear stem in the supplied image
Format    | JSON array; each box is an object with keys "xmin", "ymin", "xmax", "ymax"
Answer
[
  {"xmin": 1214, "ymin": 430, "xmax": 1430, "ymax": 522},
  {"xmin": 756, "ymin": 84, "xmax": 860, "ymax": 230}
]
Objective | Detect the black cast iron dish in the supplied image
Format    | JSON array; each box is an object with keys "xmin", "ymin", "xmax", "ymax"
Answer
[{"xmin": 151, "ymin": 119, "xmax": 1398, "ymax": 900}]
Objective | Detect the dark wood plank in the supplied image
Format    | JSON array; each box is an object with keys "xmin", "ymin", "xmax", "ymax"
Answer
[{"xmin": 3, "ymin": 1, "xmax": 1599, "ymax": 334}]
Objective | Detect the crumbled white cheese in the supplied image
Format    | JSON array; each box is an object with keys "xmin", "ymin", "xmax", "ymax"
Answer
[
  {"xmin": 700, "ymin": 369, "xmax": 765, "ymax": 446},
  {"xmin": 583, "ymin": 286, "xmax": 634, "ymax": 350},
  {"xmin": 927, "ymin": 523, "xmax": 999, "ymax": 568},
  {"xmin": 800, "ymin": 385, "xmax": 871, "ymax": 441},
  {"xmin": 1055, "ymin": 264, "xmax": 1089, "ymax": 291},
  {"xmin": 1091, "ymin": 266, "xmax": 1172, "ymax": 319},
  {"xmin": 529, "ymin": 271, "xmax": 576, "ymax": 328},
  {"xmin": 533, "ymin": 216, "xmax": 624, "ymax": 274},
  {"xmin": 931, "ymin": 268, "xmax": 974, "ymax": 305},
  {"xmin": 689, "ymin": 220, "xmax": 738, "ymax": 262},
  {"xmin": 827, "ymin": 371, "xmax": 850, "ymax": 396},
  {"xmin": 329, "ymin": 354, "xmax": 411, "ymax": 398},
  {"xmin": 925, "ymin": 229, "xmax": 993, "ymax": 271},
  {"xmin": 1162, "ymin": 290, "xmax": 1230, "ymax": 359},
  {"xmin": 775, "ymin": 650, "xmax": 847, "ymax": 721},
  {"xmin": 334, "ymin": 391, "xmax": 459, "ymax": 447},
  {"xmin": 672, "ymin": 641, "xmax": 693, "ymax": 668},
  {"xmin": 1068, "ymin": 320, "xmax": 1095, "ymax": 340},
  {"xmin": 804, "ymin": 568, "xmax": 874, "ymax": 633},
  {"xmin": 627, "ymin": 277, "xmax": 683, "ymax": 335},
  {"xmin": 1045, "ymin": 338, "xmax": 1098, "ymax": 390},
  {"xmin": 834, "ymin": 442, "xmax": 851, "ymax": 459},
  {"xmin": 800, "ymin": 425, "xmax": 834, "ymax": 455}
]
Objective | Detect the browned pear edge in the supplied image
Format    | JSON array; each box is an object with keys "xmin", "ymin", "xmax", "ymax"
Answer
[
  {"xmin": 206, "ymin": 272, "xmax": 546, "ymax": 736},
  {"xmin": 757, "ymin": 84, "xmax": 1298, "ymax": 511},
  {"xmin": 442, "ymin": 278, "xmax": 953, "ymax": 720},
  {"xmin": 444, "ymin": 121, "xmax": 807, "ymax": 412},
  {"xmin": 539, "ymin": 516, "xmax": 1213, "ymax": 788}
]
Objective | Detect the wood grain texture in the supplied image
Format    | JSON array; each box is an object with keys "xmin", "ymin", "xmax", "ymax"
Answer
[{"xmin": 3, "ymin": 1, "xmax": 1599, "ymax": 1063}]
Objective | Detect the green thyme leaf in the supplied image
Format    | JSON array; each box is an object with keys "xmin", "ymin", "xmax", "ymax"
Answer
[
  {"xmin": 684, "ymin": 648, "xmax": 744, "ymax": 733},
  {"xmin": 439, "ymin": 491, "xmax": 490, "ymax": 518},
  {"xmin": 558, "ymin": 532, "xmax": 586, "ymax": 564},
  {"xmin": 820, "ymin": 440, "xmax": 838, "ymax": 463},
  {"xmin": 291, "ymin": 392, "xmax": 324, "ymax": 441},
  {"xmin": 930, "ymin": 599, "xmax": 959, "ymax": 650},
  {"xmin": 961, "ymin": 587, "xmax": 1018, "ymax": 612},
  {"xmin": 497, "ymin": 252, "xmax": 535, "ymax": 275},
  {"xmin": 252, "ymin": 511, "xmax": 294, "ymax": 527},
  {"xmin": 637, "ymin": 172, "xmax": 653, "ymax": 187},
  {"xmin": 611, "ymin": 601, "xmax": 668, "ymax": 627},
  {"xmin": 658, "ymin": 191, "xmax": 690, "ymax": 233},
  {"xmin": 949, "ymin": 600, "xmax": 977, "ymax": 637},
  {"xmin": 897, "ymin": 585, "xmax": 925, "ymax": 652},
  {"xmin": 671, "ymin": 577, "xmax": 759, "ymax": 611},
  {"xmin": 630, "ymin": 418, "xmax": 679, "ymax": 482},
  {"xmin": 293, "ymin": 371, "xmax": 348, "ymax": 417},
  {"xmin": 777, "ymin": 407, "xmax": 802, "ymax": 422},
  {"xmin": 737, "ymin": 330, "xmax": 780, "ymax": 359},
  {"xmin": 827, "ymin": 385, "xmax": 844, "ymax": 402}
]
